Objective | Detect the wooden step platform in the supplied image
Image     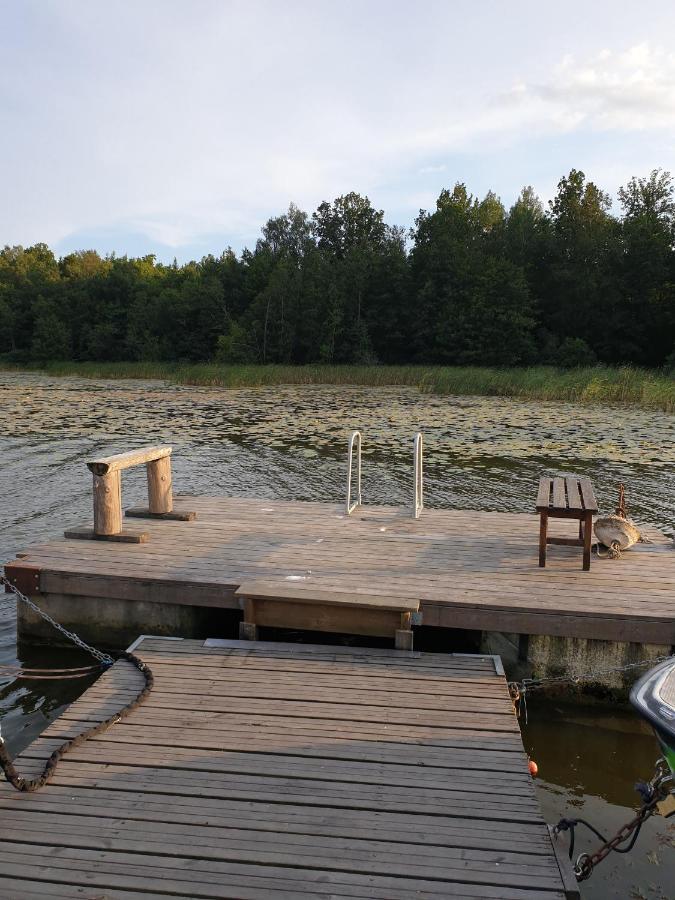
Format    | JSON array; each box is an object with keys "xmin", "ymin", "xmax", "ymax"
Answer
[
  {"xmin": 0, "ymin": 637, "xmax": 577, "ymax": 899},
  {"xmin": 236, "ymin": 578, "xmax": 419, "ymax": 649}
]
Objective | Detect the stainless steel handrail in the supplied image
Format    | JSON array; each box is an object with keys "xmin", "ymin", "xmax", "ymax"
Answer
[
  {"xmin": 346, "ymin": 430, "xmax": 362, "ymax": 515},
  {"xmin": 413, "ymin": 431, "xmax": 424, "ymax": 519}
]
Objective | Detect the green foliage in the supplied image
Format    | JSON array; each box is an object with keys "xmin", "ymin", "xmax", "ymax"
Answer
[
  {"xmin": 555, "ymin": 337, "xmax": 597, "ymax": 368},
  {"xmin": 5, "ymin": 360, "xmax": 675, "ymax": 412},
  {"xmin": 0, "ymin": 171, "xmax": 674, "ymax": 371}
]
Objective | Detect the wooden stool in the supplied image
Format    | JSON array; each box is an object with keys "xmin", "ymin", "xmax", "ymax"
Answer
[{"xmin": 536, "ymin": 476, "xmax": 598, "ymax": 571}]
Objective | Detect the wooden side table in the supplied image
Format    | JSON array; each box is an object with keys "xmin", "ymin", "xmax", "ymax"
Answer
[{"xmin": 536, "ymin": 475, "xmax": 598, "ymax": 571}]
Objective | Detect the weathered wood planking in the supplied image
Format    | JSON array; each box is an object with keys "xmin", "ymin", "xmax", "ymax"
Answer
[
  {"xmin": 5, "ymin": 496, "xmax": 675, "ymax": 643},
  {"xmin": 0, "ymin": 637, "xmax": 577, "ymax": 899}
]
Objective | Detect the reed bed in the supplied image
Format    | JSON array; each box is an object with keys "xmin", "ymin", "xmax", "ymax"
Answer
[{"xmin": 2, "ymin": 360, "xmax": 674, "ymax": 412}]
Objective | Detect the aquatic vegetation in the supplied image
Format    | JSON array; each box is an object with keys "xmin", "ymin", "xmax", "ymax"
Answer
[{"xmin": 2, "ymin": 361, "xmax": 675, "ymax": 412}]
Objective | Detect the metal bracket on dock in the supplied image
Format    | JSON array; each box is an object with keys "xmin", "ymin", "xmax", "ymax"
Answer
[{"xmin": 345, "ymin": 431, "xmax": 362, "ymax": 515}]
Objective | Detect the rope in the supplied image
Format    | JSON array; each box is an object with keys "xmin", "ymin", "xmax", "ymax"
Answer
[
  {"xmin": 0, "ymin": 650, "xmax": 153, "ymax": 792},
  {"xmin": 0, "ymin": 574, "xmax": 153, "ymax": 792},
  {"xmin": 615, "ymin": 482, "xmax": 626, "ymax": 519}
]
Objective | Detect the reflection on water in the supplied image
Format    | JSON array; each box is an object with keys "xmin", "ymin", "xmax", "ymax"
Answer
[{"xmin": 0, "ymin": 371, "xmax": 674, "ymax": 897}]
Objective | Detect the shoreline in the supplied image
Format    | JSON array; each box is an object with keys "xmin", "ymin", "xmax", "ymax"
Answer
[{"xmin": 2, "ymin": 360, "xmax": 675, "ymax": 412}]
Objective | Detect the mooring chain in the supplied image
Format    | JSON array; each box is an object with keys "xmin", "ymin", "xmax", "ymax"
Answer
[
  {"xmin": 1, "ymin": 575, "xmax": 113, "ymax": 665},
  {"xmin": 555, "ymin": 759, "xmax": 674, "ymax": 881},
  {"xmin": 0, "ymin": 574, "xmax": 153, "ymax": 792},
  {"xmin": 508, "ymin": 650, "xmax": 675, "ymax": 714}
]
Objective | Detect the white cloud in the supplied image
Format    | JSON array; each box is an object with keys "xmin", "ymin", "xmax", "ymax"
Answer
[
  {"xmin": 508, "ymin": 43, "xmax": 675, "ymax": 132},
  {"xmin": 2, "ymin": 1, "xmax": 675, "ymax": 257}
]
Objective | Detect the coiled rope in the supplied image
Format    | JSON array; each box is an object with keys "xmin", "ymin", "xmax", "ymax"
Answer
[{"xmin": 0, "ymin": 576, "xmax": 153, "ymax": 792}]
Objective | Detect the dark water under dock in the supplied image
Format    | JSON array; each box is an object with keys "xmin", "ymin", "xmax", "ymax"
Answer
[{"xmin": 1, "ymin": 371, "xmax": 675, "ymax": 897}]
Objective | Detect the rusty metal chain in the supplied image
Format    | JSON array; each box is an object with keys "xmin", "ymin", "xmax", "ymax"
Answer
[
  {"xmin": 555, "ymin": 759, "xmax": 674, "ymax": 882},
  {"xmin": 573, "ymin": 801, "xmax": 658, "ymax": 880},
  {"xmin": 1, "ymin": 575, "xmax": 113, "ymax": 664}
]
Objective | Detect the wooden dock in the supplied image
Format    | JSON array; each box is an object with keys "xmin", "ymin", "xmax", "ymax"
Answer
[
  {"xmin": 0, "ymin": 636, "xmax": 577, "ymax": 899},
  {"xmin": 6, "ymin": 495, "xmax": 675, "ymax": 645}
]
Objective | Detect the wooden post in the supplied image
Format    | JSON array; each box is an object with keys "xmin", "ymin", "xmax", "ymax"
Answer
[
  {"xmin": 538, "ymin": 512, "xmax": 547, "ymax": 567},
  {"xmin": 93, "ymin": 471, "xmax": 122, "ymax": 536},
  {"xmin": 239, "ymin": 597, "xmax": 259, "ymax": 641},
  {"xmin": 147, "ymin": 457, "xmax": 173, "ymax": 515},
  {"xmin": 395, "ymin": 611, "xmax": 414, "ymax": 651},
  {"xmin": 583, "ymin": 511, "xmax": 593, "ymax": 571}
]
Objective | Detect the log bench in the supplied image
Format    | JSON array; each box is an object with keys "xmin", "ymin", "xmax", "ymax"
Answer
[
  {"xmin": 536, "ymin": 475, "xmax": 598, "ymax": 571},
  {"xmin": 65, "ymin": 445, "xmax": 195, "ymax": 544},
  {"xmin": 235, "ymin": 579, "xmax": 421, "ymax": 650}
]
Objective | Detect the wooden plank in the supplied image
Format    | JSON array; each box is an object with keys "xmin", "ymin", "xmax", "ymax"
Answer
[
  {"xmin": 536, "ymin": 477, "xmax": 552, "ymax": 510},
  {"xmin": 0, "ymin": 853, "xmax": 565, "ymax": 900},
  {"xmin": 236, "ymin": 579, "xmax": 419, "ymax": 611},
  {"xmin": 547, "ymin": 826, "xmax": 581, "ymax": 900},
  {"xmin": 565, "ymin": 477, "xmax": 584, "ymax": 511},
  {"xmin": 551, "ymin": 477, "xmax": 567, "ymax": 510},
  {"xmin": 86, "ymin": 445, "xmax": 172, "ymax": 476},
  {"xmin": 578, "ymin": 477, "xmax": 598, "ymax": 512},
  {"xmin": 0, "ymin": 788, "xmax": 551, "ymax": 846}
]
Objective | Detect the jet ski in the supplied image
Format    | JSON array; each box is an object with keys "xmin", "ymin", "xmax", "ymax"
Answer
[{"xmin": 630, "ymin": 656, "xmax": 675, "ymax": 775}]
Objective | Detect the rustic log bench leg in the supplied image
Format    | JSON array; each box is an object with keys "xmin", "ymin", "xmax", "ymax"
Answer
[
  {"xmin": 239, "ymin": 598, "xmax": 259, "ymax": 641},
  {"xmin": 395, "ymin": 611, "xmax": 414, "ymax": 651},
  {"xmin": 538, "ymin": 512, "xmax": 548, "ymax": 567},
  {"xmin": 582, "ymin": 511, "xmax": 593, "ymax": 571}
]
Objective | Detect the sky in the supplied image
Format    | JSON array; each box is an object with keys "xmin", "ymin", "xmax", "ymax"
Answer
[{"xmin": 1, "ymin": 0, "xmax": 675, "ymax": 263}]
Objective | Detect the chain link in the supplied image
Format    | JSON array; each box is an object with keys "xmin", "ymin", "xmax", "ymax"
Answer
[
  {"xmin": 556, "ymin": 758, "xmax": 674, "ymax": 881},
  {"xmin": 510, "ymin": 652, "xmax": 675, "ymax": 697},
  {"xmin": 1, "ymin": 575, "xmax": 113, "ymax": 665}
]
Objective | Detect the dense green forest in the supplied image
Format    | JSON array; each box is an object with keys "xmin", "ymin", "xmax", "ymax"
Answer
[{"xmin": 1, "ymin": 168, "xmax": 674, "ymax": 368}]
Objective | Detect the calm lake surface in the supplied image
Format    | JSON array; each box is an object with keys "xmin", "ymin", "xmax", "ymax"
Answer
[{"xmin": 1, "ymin": 370, "xmax": 674, "ymax": 898}]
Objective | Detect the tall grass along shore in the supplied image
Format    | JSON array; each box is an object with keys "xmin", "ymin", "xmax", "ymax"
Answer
[{"xmin": 2, "ymin": 361, "xmax": 675, "ymax": 413}]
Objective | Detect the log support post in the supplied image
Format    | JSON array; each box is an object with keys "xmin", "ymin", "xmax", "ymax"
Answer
[
  {"xmin": 93, "ymin": 471, "xmax": 122, "ymax": 536},
  {"xmin": 147, "ymin": 456, "xmax": 173, "ymax": 514}
]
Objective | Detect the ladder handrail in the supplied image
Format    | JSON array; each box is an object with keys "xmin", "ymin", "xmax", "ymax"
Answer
[
  {"xmin": 413, "ymin": 432, "xmax": 424, "ymax": 519},
  {"xmin": 346, "ymin": 431, "xmax": 362, "ymax": 515}
]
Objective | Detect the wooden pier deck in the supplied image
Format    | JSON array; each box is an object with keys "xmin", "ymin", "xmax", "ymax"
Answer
[
  {"xmin": 6, "ymin": 495, "xmax": 675, "ymax": 644},
  {"xmin": 0, "ymin": 636, "xmax": 577, "ymax": 899}
]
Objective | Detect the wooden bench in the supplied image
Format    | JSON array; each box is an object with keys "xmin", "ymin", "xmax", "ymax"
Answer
[
  {"xmin": 536, "ymin": 475, "xmax": 598, "ymax": 571},
  {"xmin": 235, "ymin": 579, "xmax": 421, "ymax": 650},
  {"xmin": 65, "ymin": 445, "xmax": 195, "ymax": 543}
]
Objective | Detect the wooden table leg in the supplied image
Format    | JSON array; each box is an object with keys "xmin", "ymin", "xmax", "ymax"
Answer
[
  {"xmin": 395, "ymin": 611, "xmax": 414, "ymax": 651},
  {"xmin": 239, "ymin": 597, "xmax": 259, "ymax": 640},
  {"xmin": 538, "ymin": 513, "xmax": 547, "ymax": 567},
  {"xmin": 582, "ymin": 511, "xmax": 593, "ymax": 571}
]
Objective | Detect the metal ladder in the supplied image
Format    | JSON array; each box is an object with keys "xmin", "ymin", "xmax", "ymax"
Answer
[{"xmin": 345, "ymin": 430, "xmax": 424, "ymax": 518}]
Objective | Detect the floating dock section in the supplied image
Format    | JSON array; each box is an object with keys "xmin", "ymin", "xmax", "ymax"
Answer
[
  {"xmin": 0, "ymin": 637, "xmax": 577, "ymax": 898},
  {"xmin": 7, "ymin": 496, "xmax": 675, "ymax": 650}
]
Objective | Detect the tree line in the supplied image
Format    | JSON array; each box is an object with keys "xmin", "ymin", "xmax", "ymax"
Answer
[{"xmin": 1, "ymin": 168, "xmax": 674, "ymax": 368}]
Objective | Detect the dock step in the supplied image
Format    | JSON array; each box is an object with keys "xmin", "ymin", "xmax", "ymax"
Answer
[{"xmin": 235, "ymin": 579, "xmax": 420, "ymax": 650}]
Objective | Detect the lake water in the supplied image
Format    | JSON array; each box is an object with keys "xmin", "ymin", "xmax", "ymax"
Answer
[{"xmin": 1, "ymin": 370, "xmax": 674, "ymax": 898}]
